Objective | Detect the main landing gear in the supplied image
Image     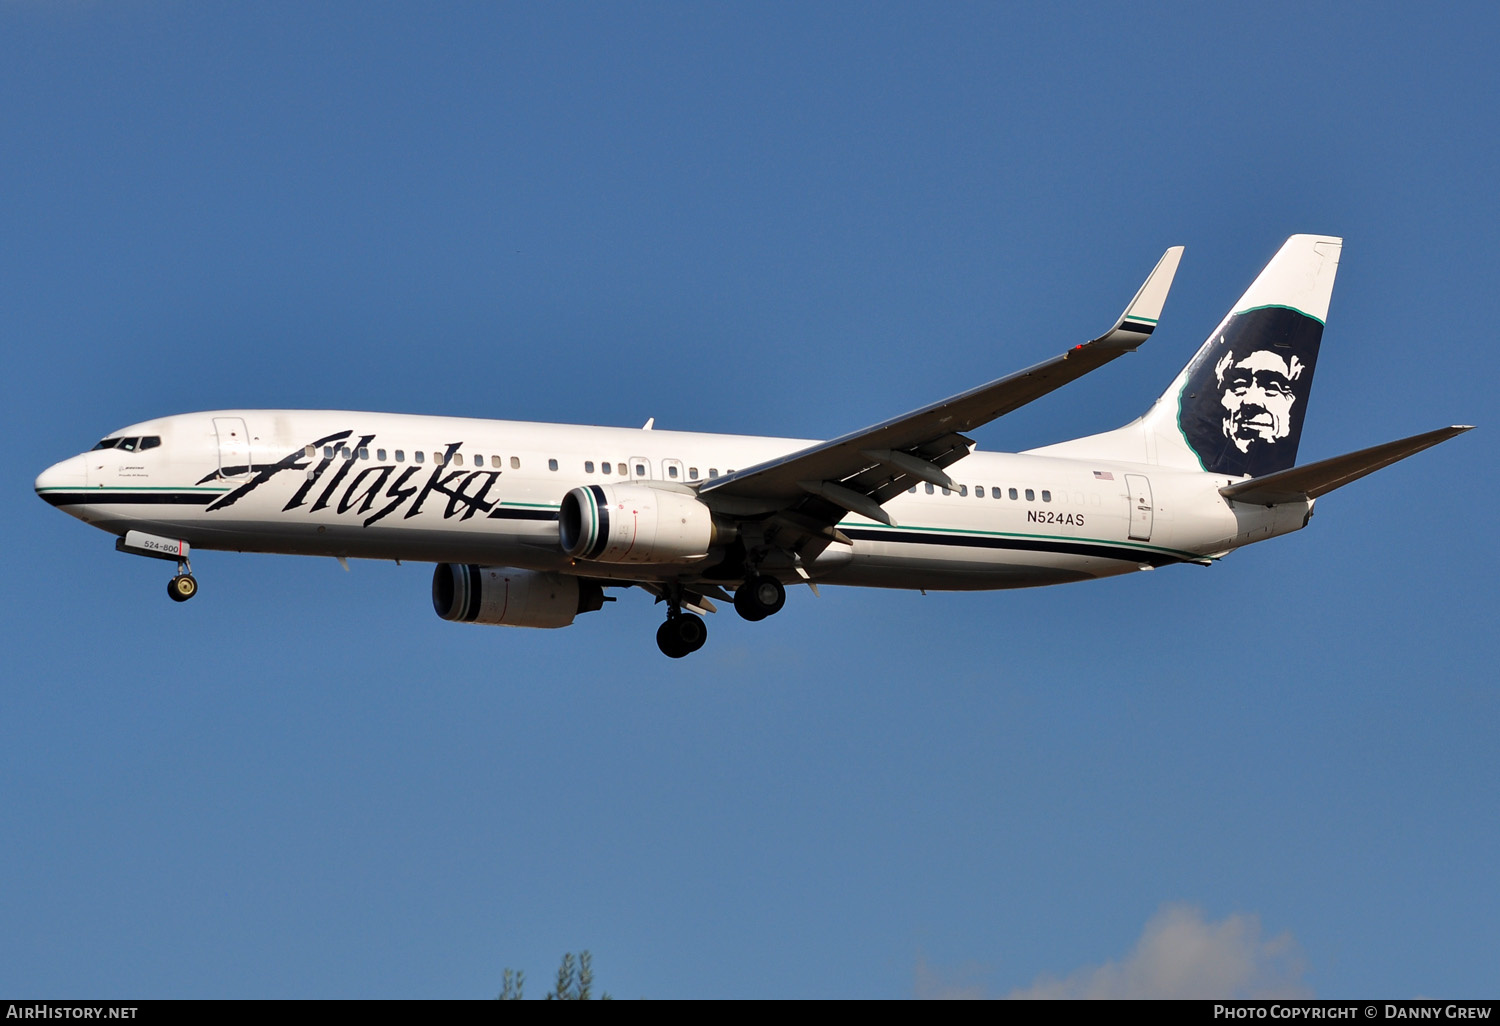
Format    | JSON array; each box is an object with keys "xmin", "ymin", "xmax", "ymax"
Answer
[
  {"xmin": 652, "ymin": 575, "xmax": 787, "ymax": 658},
  {"xmin": 734, "ymin": 574, "xmax": 786, "ymax": 622},
  {"xmin": 654, "ymin": 582, "xmax": 709, "ymax": 658},
  {"xmin": 656, "ymin": 612, "xmax": 707, "ymax": 659}
]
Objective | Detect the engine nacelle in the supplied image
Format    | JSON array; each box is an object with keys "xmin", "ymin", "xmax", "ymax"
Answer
[
  {"xmin": 432, "ymin": 564, "xmax": 604, "ymax": 629},
  {"xmin": 558, "ymin": 483, "xmax": 715, "ymax": 564}
]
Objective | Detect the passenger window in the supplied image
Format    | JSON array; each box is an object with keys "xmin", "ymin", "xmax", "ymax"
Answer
[
  {"xmin": 668, "ymin": 465, "xmax": 679, "ymax": 478},
  {"xmin": 635, "ymin": 464, "xmax": 645, "ymax": 476},
  {"xmin": 908, "ymin": 486, "xmax": 916, "ymax": 493},
  {"xmin": 473, "ymin": 453, "xmax": 483, "ymax": 466},
  {"xmin": 395, "ymin": 450, "xmax": 405, "ymax": 462},
  {"xmin": 376, "ymin": 449, "xmax": 386, "ymax": 461},
  {"xmin": 959, "ymin": 485, "xmax": 968, "ymax": 497},
  {"xmin": 1009, "ymin": 488, "xmax": 1018, "ymax": 500},
  {"xmin": 1025, "ymin": 488, "xmax": 1035, "ymax": 501},
  {"xmin": 616, "ymin": 463, "xmax": 626, "ymax": 475},
  {"xmin": 974, "ymin": 485, "xmax": 983, "ymax": 498},
  {"xmin": 341, "ymin": 447, "xmax": 352, "ymax": 460},
  {"xmin": 942, "ymin": 486, "xmax": 951, "ymax": 496},
  {"xmin": 601, "ymin": 462, "xmax": 611, "ymax": 475},
  {"xmin": 709, "ymin": 468, "xmax": 719, "ymax": 478},
  {"xmin": 433, "ymin": 452, "xmax": 444, "ymax": 466},
  {"xmin": 585, "ymin": 461, "xmax": 595, "ymax": 474},
  {"xmin": 414, "ymin": 451, "xmax": 425, "ymax": 464},
  {"xmin": 492, "ymin": 456, "xmax": 501, "ymax": 468},
  {"xmin": 454, "ymin": 453, "xmax": 464, "ymax": 466},
  {"xmin": 1041, "ymin": 490, "xmax": 1051, "ymax": 502},
  {"xmin": 689, "ymin": 467, "xmax": 699, "ymax": 480},
  {"xmin": 359, "ymin": 447, "xmax": 370, "ymax": 460},
  {"xmin": 992, "ymin": 487, "xmax": 1002, "ymax": 499},
  {"xmin": 305, "ymin": 445, "xmax": 316, "ymax": 458},
  {"xmin": 512, "ymin": 457, "xmax": 521, "ymax": 470},
  {"xmin": 925, "ymin": 483, "xmax": 935, "ymax": 494}
]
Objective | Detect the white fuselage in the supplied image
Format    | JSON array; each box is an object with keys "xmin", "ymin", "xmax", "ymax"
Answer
[{"xmin": 36, "ymin": 410, "xmax": 1310, "ymax": 591}]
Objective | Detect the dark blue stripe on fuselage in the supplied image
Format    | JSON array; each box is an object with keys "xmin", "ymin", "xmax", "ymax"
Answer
[
  {"xmin": 41, "ymin": 490, "xmax": 562, "ymax": 523},
  {"xmin": 492, "ymin": 508, "xmax": 559, "ymax": 521},
  {"xmin": 39, "ymin": 491, "xmax": 220, "ymax": 507},
  {"xmin": 841, "ymin": 527, "xmax": 1183, "ymax": 567}
]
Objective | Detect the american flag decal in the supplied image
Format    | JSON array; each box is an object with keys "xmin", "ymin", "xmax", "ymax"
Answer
[{"xmin": 1093, "ymin": 470, "xmax": 1114, "ymax": 480}]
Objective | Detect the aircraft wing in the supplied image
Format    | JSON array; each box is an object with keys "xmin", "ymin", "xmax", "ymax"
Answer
[
  {"xmin": 1219, "ymin": 425, "xmax": 1474, "ymax": 506},
  {"xmin": 699, "ymin": 246, "xmax": 1184, "ymax": 529}
]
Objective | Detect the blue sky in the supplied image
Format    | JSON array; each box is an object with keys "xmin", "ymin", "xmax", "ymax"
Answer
[{"xmin": 3, "ymin": 2, "xmax": 1496, "ymax": 999}]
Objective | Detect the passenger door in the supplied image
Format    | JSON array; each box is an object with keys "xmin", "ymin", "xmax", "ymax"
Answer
[
  {"xmin": 1125, "ymin": 473, "xmax": 1153, "ymax": 541},
  {"xmin": 213, "ymin": 417, "xmax": 252, "ymax": 480}
]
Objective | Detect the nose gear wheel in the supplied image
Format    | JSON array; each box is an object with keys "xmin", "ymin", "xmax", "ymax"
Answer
[{"xmin": 168, "ymin": 574, "xmax": 198, "ymax": 602}]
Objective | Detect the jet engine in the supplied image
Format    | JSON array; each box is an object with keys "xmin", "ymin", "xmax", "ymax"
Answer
[
  {"xmin": 558, "ymin": 483, "xmax": 719, "ymax": 564},
  {"xmin": 432, "ymin": 564, "xmax": 604, "ymax": 629}
]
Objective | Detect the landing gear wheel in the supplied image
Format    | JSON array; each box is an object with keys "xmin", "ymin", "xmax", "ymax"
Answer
[
  {"xmin": 734, "ymin": 574, "xmax": 786, "ymax": 622},
  {"xmin": 656, "ymin": 613, "xmax": 708, "ymax": 658},
  {"xmin": 168, "ymin": 574, "xmax": 198, "ymax": 603}
]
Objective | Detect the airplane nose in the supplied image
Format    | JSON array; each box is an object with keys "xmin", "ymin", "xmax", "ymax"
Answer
[{"xmin": 35, "ymin": 454, "xmax": 88, "ymax": 502}]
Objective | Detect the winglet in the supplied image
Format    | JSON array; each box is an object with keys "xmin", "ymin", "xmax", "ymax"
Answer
[{"xmin": 1091, "ymin": 246, "xmax": 1184, "ymax": 350}]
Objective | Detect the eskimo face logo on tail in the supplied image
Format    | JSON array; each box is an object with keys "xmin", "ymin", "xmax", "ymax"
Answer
[
  {"xmin": 1177, "ymin": 306, "xmax": 1323, "ymax": 478},
  {"xmin": 1215, "ymin": 346, "xmax": 1304, "ymax": 452}
]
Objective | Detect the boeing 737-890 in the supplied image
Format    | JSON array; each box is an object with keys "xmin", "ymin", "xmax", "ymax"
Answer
[{"xmin": 35, "ymin": 235, "xmax": 1470, "ymax": 657}]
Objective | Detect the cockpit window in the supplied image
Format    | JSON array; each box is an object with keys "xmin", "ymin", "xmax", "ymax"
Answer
[{"xmin": 93, "ymin": 435, "xmax": 161, "ymax": 451}]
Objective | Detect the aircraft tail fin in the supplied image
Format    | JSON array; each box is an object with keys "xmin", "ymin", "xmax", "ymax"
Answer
[
  {"xmin": 1219, "ymin": 425, "xmax": 1473, "ymax": 506},
  {"xmin": 1144, "ymin": 234, "xmax": 1343, "ymax": 476}
]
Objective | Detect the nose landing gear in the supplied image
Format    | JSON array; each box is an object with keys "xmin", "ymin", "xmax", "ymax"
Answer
[
  {"xmin": 168, "ymin": 570, "xmax": 198, "ymax": 602},
  {"xmin": 167, "ymin": 554, "xmax": 198, "ymax": 603},
  {"xmin": 116, "ymin": 530, "xmax": 199, "ymax": 603}
]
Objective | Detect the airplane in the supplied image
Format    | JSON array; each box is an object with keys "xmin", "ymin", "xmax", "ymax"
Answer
[{"xmin": 35, "ymin": 234, "xmax": 1472, "ymax": 658}]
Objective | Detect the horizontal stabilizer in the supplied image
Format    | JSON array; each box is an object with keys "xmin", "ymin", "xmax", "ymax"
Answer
[{"xmin": 1219, "ymin": 425, "xmax": 1473, "ymax": 506}]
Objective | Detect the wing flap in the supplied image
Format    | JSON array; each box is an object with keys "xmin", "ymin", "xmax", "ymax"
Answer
[{"xmin": 1219, "ymin": 425, "xmax": 1473, "ymax": 506}]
